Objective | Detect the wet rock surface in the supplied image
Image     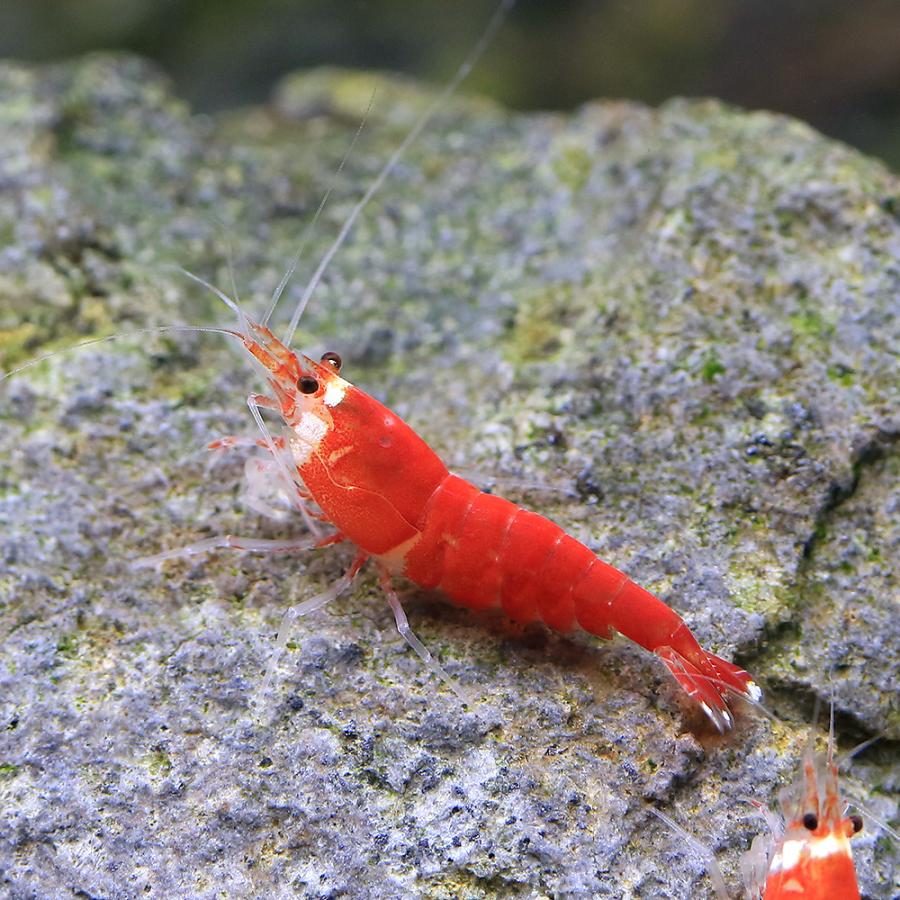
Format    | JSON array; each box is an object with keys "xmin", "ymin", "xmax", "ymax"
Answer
[{"xmin": 1, "ymin": 56, "xmax": 898, "ymax": 899}]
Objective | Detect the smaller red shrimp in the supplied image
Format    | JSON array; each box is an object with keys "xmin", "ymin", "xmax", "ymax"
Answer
[
  {"xmin": 653, "ymin": 711, "xmax": 880, "ymax": 899},
  {"xmin": 741, "ymin": 726, "xmax": 865, "ymax": 899}
]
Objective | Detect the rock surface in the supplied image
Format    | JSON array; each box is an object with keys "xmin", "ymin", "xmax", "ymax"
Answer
[{"xmin": 1, "ymin": 56, "xmax": 898, "ymax": 899}]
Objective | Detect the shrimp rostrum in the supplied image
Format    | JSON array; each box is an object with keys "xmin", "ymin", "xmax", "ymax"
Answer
[{"xmin": 177, "ymin": 300, "xmax": 760, "ymax": 732}]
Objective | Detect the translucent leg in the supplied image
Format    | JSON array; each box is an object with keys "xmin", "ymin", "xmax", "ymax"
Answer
[
  {"xmin": 135, "ymin": 533, "xmax": 329, "ymax": 569},
  {"xmin": 650, "ymin": 809, "xmax": 729, "ymax": 900},
  {"xmin": 256, "ymin": 551, "xmax": 368, "ymax": 702},
  {"xmin": 378, "ymin": 567, "xmax": 469, "ymax": 704},
  {"xmin": 242, "ymin": 455, "xmax": 310, "ymax": 521},
  {"xmin": 246, "ymin": 392, "xmax": 322, "ymax": 538},
  {"xmin": 207, "ymin": 435, "xmax": 286, "ymax": 452}
]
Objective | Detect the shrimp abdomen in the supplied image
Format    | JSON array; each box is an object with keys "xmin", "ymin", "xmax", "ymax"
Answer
[
  {"xmin": 402, "ymin": 475, "xmax": 612, "ymax": 631},
  {"xmin": 402, "ymin": 474, "xmax": 516, "ymax": 608},
  {"xmin": 400, "ymin": 473, "xmax": 757, "ymax": 727},
  {"xmin": 404, "ymin": 474, "xmax": 693, "ymax": 642}
]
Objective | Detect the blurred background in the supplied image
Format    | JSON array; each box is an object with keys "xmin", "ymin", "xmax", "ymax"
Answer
[{"xmin": 3, "ymin": 0, "xmax": 899, "ymax": 170}]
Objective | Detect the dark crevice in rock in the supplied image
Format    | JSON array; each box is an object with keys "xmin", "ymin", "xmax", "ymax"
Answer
[{"xmin": 800, "ymin": 424, "xmax": 900, "ymax": 568}]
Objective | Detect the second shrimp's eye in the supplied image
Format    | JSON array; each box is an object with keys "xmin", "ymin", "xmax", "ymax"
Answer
[
  {"xmin": 321, "ymin": 351, "xmax": 342, "ymax": 372},
  {"xmin": 298, "ymin": 375, "xmax": 319, "ymax": 394},
  {"xmin": 802, "ymin": 813, "xmax": 818, "ymax": 831},
  {"xmin": 850, "ymin": 815, "xmax": 863, "ymax": 834}
]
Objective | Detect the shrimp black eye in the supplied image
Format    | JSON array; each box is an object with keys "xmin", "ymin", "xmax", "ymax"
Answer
[
  {"xmin": 849, "ymin": 815, "xmax": 863, "ymax": 834},
  {"xmin": 298, "ymin": 375, "xmax": 319, "ymax": 394},
  {"xmin": 321, "ymin": 351, "xmax": 342, "ymax": 372},
  {"xmin": 802, "ymin": 813, "xmax": 818, "ymax": 831}
]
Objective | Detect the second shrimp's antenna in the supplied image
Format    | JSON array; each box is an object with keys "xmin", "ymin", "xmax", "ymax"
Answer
[{"xmin": 280, "ymin": 0, "xmax": 517, "ymax": 347}]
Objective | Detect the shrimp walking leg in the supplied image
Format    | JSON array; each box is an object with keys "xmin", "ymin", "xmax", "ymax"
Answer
[
  {"xmin": 135, "ymin": 533, "xmax": 334, "ymax": 568},
  {"xmin": 377, "ymin": 567, "xmax": 468, "ymax": 703},
  {"xmin": 258, "ymin": 550, "xmax": 369, "ymax": 699}
]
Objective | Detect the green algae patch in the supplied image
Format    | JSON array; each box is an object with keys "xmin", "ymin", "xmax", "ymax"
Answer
[
  {"xmin": 505, "ymin": 283, "xmax": 586, "ymax": 363},
  {"xmin": 551, "ymin": 142, "xmax": 593, "ymax": 193},
  {"xmin": 55, "ymin": 632, "xmax": 79, "ymax": 660},
  {"xmin": 724, "ymin": 569, "xmax": 786, "ymax": 617},
  {"xmin": 700, "ymin": 350, "xmax": 726, "ymax": 383},
  {"xmin": 145, "ymin": 750, "xmax": 173, "ymax": 778},
  {"xmin": 789, "ymin": 310, "xmax": 833, "ymax": 340},
  {"xmin": 0, "ymin": 322, "xmax": 40, "ymax": 370},
  {"xmin": 826, "ymin": 364, "xmax": 855, "ymax": 387},
  {"xmin": 274, "ymin": 66, "xmax": 499, "ymax": 133}
]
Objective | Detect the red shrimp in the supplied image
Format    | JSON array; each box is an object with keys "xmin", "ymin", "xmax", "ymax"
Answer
[
  {"xmin": 741, "ymin": 730, "xmax": 865, "ymax": 899},
  {"xmin": 0, "ymin": 0, "xmax": 757, "ymax": 731},
  {"xmin": 653, "ymin": 711, "xmax": 884, "ymax": 898},
  {"xmin": 196, "ymin": 313, "xmax": 760, "ymax": 731}
]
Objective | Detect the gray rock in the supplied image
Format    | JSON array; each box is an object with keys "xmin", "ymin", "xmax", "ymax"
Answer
[{"xmin": 1, "ymin": 57, "xmax": 897, "ymax": 899}]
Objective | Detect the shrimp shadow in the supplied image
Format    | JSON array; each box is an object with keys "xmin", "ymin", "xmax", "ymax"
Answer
[{"xmin": 388, "ymin": 586, "xmax": 714, "ymax": 733}]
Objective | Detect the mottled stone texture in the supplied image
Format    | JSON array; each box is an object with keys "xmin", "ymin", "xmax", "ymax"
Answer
[{"xmin": 1, "ymin": 56, "xmax": 898, "ymax": 899}]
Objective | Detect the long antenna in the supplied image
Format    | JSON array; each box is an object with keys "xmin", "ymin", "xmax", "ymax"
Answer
[
  {"xmin": 282, "ymin": 0, "xmax": 516, "ymax": 347},
  {"xmin": 261, "ymin": 89, "xmax": 377, "ymax": 327},
  {"xmin": 0, "ymin": 324, "xmax": 238, "ymax": 386}
]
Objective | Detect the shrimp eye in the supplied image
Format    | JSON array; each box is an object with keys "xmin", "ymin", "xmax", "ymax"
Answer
[
  {"xmin": 321, "ymin": 351, "xmax": 342, "ymax": 372},
  {"xmin": 802, "ymin": 813, "xmax": 818, "ymax": 831},
  {"xmin": 849, "ymin": 815, "xmax": 863, "ymax": 834},
  {"xmin": 297, "ymin": 375, "xmax": 319, "ymax": 394}
]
